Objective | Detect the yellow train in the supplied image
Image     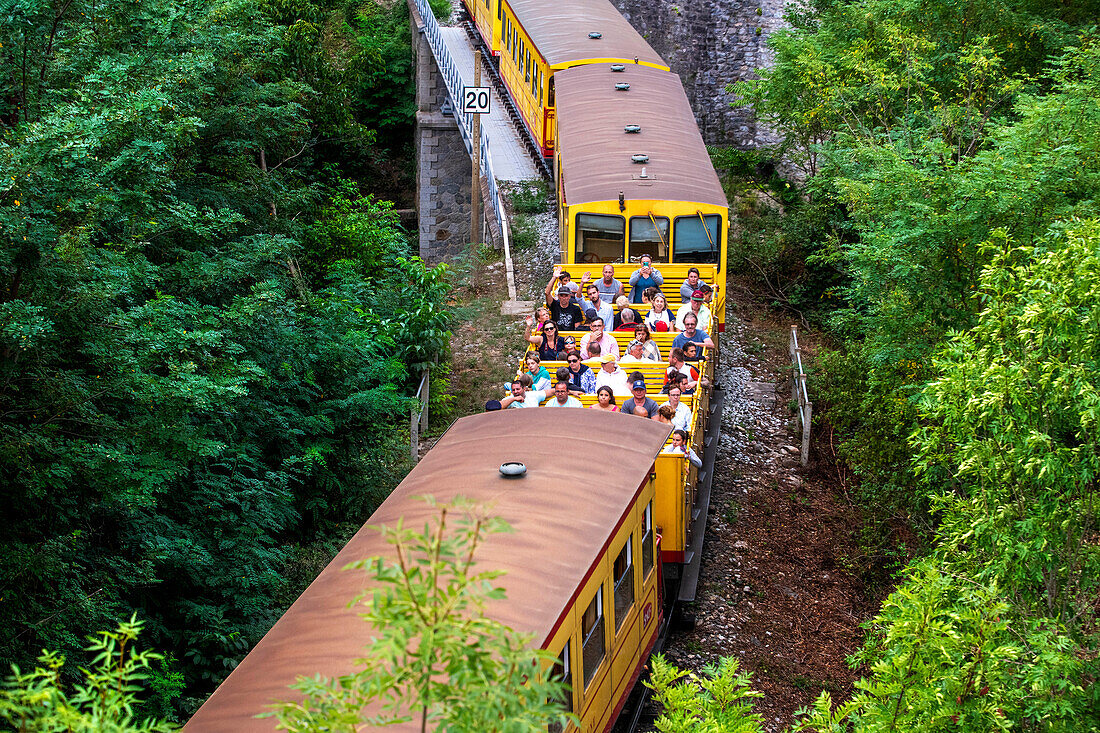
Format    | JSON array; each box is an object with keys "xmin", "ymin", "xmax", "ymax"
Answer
[{"xmin": 186, "ymin": 411, "xmax": 672, "ymax": 732}]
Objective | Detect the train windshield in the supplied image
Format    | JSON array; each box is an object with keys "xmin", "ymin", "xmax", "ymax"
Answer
[
  {"xmin": 673, "ymin": 214, "xmax": 721, "ymax": 266},
  {"xmin": 629, "ymin": 215, "xmax": 669, "ymax": 262},
  {"xmin": 575, "ymin": 213, "xmax": 624, "ymax": 263}
]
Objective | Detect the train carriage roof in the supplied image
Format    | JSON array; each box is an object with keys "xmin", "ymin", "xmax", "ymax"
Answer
[
  {"xmin": 555, "ymin": 64, "xmax": 728, "ymax": 209},
  {"xmin": 507, "ymin": 0, "xmax": 665, "ymax": 68},
  {"xmin": 186, "ymin": 409, "xmax": 671, "ymax": 731}
]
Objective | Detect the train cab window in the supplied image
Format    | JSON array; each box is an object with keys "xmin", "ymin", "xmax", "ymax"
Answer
[
  {"xmin": 673, "ymin": 214, "xmax": 721, "ymax": 266},
  {"xmin": 575, "ymin": 213, "xmax": 624, "ymax": 263},
  {"xmin": 641, "ymin": 502, "xmax": 655, "ymax": 579},
  {"xmin": 548, "ymin": 76, "xmax": 555, "ymax": 107},
  {"xmin": 613, "ymin": 542, "xmax": 634, "ymax": 632},
  {"xmin": 580, "ymin": 591, "xmax": 605, "ymax": 688},
  {"xmin": 548, "ymin": 642, "xmax": 573, "ymax": 733},
  {"xmin": 629, "ymin": 215, "xmax": 669, "ymax": 263}
]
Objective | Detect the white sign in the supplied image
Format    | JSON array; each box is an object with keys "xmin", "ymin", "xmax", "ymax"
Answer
[{"xmin": 462, "ymin": 86, "xmax": 491, "ymax": 114}]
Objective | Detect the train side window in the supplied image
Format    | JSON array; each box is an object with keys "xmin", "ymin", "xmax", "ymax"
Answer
[
  {"xmin": 525, "ymin": 50, "xmax": 531, "ymax": 84},
  {"xmin": 641, "ymin": 502, "xmax": 654, "ymax": 579},
  {"xmin": 581, "ymin": 591, "xmax": 605, "ymax": 688},
  {"xmin": 497, "ymin": 0, "xmax": 502, "ymax": 21},
  {"xmin": 548, "ymin": 642, "xmax": 573, "ymax": 733},
  {"xmin": 629, "ymin": 215, "xmax": 669, "ymax": 263},
  {"xmin": 575, "ymin": 213, "xmax": 624, "ymax": 263},
  {"xmin": 672, "ymin": 214, "xmax": 721, "ymax": 266},
  {"xmin": 548, "ymin": 76, "xmax": 555, "ymax": 107},
  {"xmin": 613, "ymin": 542, "xmax": 634, "ymax": 632}
]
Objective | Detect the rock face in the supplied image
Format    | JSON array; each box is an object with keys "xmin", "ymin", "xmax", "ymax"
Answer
[{"xmin": 611, "ymin": 0, "xmax": 785, "ymax": 148}]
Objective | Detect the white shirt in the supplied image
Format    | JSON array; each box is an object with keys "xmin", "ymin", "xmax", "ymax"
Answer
[
  {"xmin": 595, "ymin": 367, "xmax": 631, "ymax": 396},
  {"xmin": 675, "ymin": 302, "xmax": 712, "ymax": 333},
  {"xmin": 545, "ymin": 395, "xmax": 583, "ymax": 408},
  {"xmin": 662, "ymin": 443, "xmax": 702, "ymax": 467},
  {"xmin": 663, "ymin": 401, "xmax": 692, "ymax": 430},
  {"xmin": 508, "ymin": 390, "xmax": 549, "ymax": 408},
  {"xmin": 645, "ymin": 308, "xmax": 674, "ymax": 331}
]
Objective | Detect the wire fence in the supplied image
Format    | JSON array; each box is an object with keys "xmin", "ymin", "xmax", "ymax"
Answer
[{"xmin": 789, "ymin": 325, "xmax": 812, "ymax": 466}]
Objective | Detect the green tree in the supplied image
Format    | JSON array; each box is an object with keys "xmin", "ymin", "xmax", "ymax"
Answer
[
  {"xmin": 272, "ymin": 499, "xmax": 571, "ymax": 732},
  {"xmin": 645, "ymin": 654, "xmax": 764, "ymax": 733},
  {"xmin": 0, "ymin": 617, "xmax": 177, "ymax": 732}
]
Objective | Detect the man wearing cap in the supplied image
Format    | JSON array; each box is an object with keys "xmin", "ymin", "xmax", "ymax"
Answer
[
  {"xmin": 579, "ymin": 316, "xmax": 619, "ymax": 362},
  {"xmin": 499, "ymin": 378, "xmax": 550, "ymax": 409},
  {"xmin": 595, "ymin": 263, "xmax": 625, "ymax": 304},
  {"xmin": 546, "ymin": 283, "xmax": 585, "ymax": 330},
  {"xmin": 544, "ymin": 380, "xmax": 583, "ymax": 408},
  {"xmin": 679, "ymin": 267, "xmax": 702, "ymax": 303},
  {"xmin": 545, "ymin": 265, "xmax": 580, "ymax": 304},
  {"xmin": 672, "ymin": 314, "xmax": 715, "ymax": 351},
  {"xmin": 595, "ymin": 354, "xmax": 631, "ymax": 396},
  {"xmin": 621, "ymin": 379, "xmax": 660, "ymax": 418},
  {"xmin": 628, "ymin": 255, "xmax": 664, "ymax": 304},
  {"xmin": 675, "ymin": 289, "xmax": 713, "ymax": 333}
]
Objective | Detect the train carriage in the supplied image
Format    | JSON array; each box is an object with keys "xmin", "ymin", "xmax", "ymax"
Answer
[
  {"xmin": 186, "ymin": 410, "xmax": 672, "ymax": 732},
  {"xmin": 554, "ymin": 62, "xmax": 729, "ymax": 330},
  {"xmin": 493, "ymin": 0, "xmax": 667, "ymax": 158}
]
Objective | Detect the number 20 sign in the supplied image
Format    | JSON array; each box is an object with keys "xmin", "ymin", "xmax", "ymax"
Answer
[{"xmin": 462, "ymin": 87, "xmax": 491, "ymax": 114}]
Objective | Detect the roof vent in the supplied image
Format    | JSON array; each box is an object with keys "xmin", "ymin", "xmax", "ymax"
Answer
[
  {"xmin": 588, "ymin": 31, "xmax": 602, "ymax": 39},
  {"xmin": 499, "ymin": 462, "xmax": 527, "ymax": 478},
  {"xmin": 615, "ymin": 82, "xmax": 630, "ymax": 91},
  {"xmin": 632, "ymin": 153, "xmax": 649, "ymax": 164},
  {"xmin": 610, "ymin": 63, "xmax": 626, "ymax": 72},
  {"xmin": 624, "ymin": 124, "xmax": 641, "ymax": 133}
]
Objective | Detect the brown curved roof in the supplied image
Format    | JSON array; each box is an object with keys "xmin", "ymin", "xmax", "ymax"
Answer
[
  {"xmin": 556, "ymin": 64, "xmax": 728, "ymax": 208},
  {"xmin": 507, "ymin": 0, "xmax": 665, "ymax": 68},
  {"xmin": 186, "ymin": 409, "xmax": 671, "ymax": 732}
]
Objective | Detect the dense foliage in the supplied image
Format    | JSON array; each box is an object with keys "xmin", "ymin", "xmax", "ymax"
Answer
[
  {"xmin": 1, "ymin": 0, "xmax": 448, "ymax": 717},
  {"xmin": 729, "ymin": 0, "xmax": 1100, "ymax": 727}
]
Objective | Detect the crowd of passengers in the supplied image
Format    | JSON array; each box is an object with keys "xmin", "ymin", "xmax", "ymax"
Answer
[{"xmin": 485, "ymin": 259, "xmax": 715, "ymax": 467}]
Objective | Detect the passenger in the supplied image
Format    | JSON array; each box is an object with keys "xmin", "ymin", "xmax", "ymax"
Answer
[
  {"xmin": 526, "ymin": 317, "xmax": 566, "ymax": 360},
  {"xmin": 662, "ymin": 370, "xmax": 690, "ymax": 395},
  {"xmin": 645, "ymin": 292, "xmax": 674, "ymax": 332},
  {"xmin": 500, "ymin": 378, "xmax": 549, "ymax": 409},
  {"xmin": 615, "ymin": 307, "xmax": 641, "ymax": 331},
  {"xmin": 523, "ymin": 352, "xmax": 552, "ymax": 392},
  {"xmin": 484, "ymin": 399, "xmax": 503, "ymax": 412},
  {"xmin": 544, "ymin": 380, "xmax": 583, "ymax": 408},
  {"xmin": 585, "ymin": 341, "xmax": 602, "ymax": 364},
  {"xmin": 596, "ymin": 263, "xmax": 625, "ymax": 303},
  {"xmin": 633, "ymin": 324, "xmax": 662, "ymax": 361},
  {"xmin": 682, "ymin": 341, "xmax": 701, "ymax": 362},
  {"xmin": 699, "ymin": 282, "xmax": 714, "ymax": 305},
  {"xmin": 675, "ymin": 290, "xmax": 713, "ymax": 333},
  {"xmin": 662, "ymin": 429, "xmax": 702, "ymax": 467},
  {"xmin": 579, "ymin": 317, "xmax": 619, "ymax": 361},
  {"xmin": 666, "ymin": 347, "xmax": 700, "ymax": 393},
  {"xmin": 620, "ymin": 339, "xmax": 649, "ymax": 364},
  {"xmin": 662, "ymin": 385, "xmax": 692, "ymax": 430},
  {"xmin": 595, "ymin": 354, "xmax": 631, "ymax": 396},
  {"xmin": 589, "ymin": 385, "xmax": 619, "ymax": 412},
  {"xmin": 621, "ymin": 379, "xmax": 660, "ymax": 418},
  {"xmin": 564, "ymin": 352, "xmax": 597, "ymax": 394},
  {"xmin": 672, "ymin": 313, "xmax": 715, "ymax": 350},
  {"xmin": 584, "ymin": 284, "xmax": 614, "ymax": 327},
  {"xmin": 642, "ymin": 286, "xmax": 660, "ymax": 306},
  {"xmin": 679, "ymin": 267, "xmax": 702, "ymax": 303},
  {"xmin": 560, "ymin": 335, "xmax": 583, "ymax": 361},
  {"xmin": 544, "ymin": 265, "xmax": 580, "ymax": 306},
  {"xmin": 546, "ymin": 284, "xmax": 585, "ymax": 330},
  {"xmin": 654, "ymin": 403, "xmax": 675, "ymax": 424},
  {"xmin": 534, "ymin": 306, "xmax": 551, "ymax": 329},
  {"xmin": 628, "ymin": 255, "xmax": 664, "ymax": 304}
]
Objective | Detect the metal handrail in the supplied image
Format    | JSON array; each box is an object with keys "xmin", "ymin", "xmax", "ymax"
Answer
[
  {"xmin": 410, "ymin": 368, "xmax": 430, "ymax": 461},
  {"xmin": 413, "ymin": 0, "xmax": 508, "ymax": 250},
  {"xmin": 789, "ymin": 325, "xmax": 812, "ymax": 466}
]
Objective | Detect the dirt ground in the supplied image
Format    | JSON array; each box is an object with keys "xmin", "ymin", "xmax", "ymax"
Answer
[
  {"xmin": 655, "ymin": 286, "xmax": 880, "ymax": 730},
  {"xmin": 440, "ymin": 226, "xmax": 881, "ymax": 730}
]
